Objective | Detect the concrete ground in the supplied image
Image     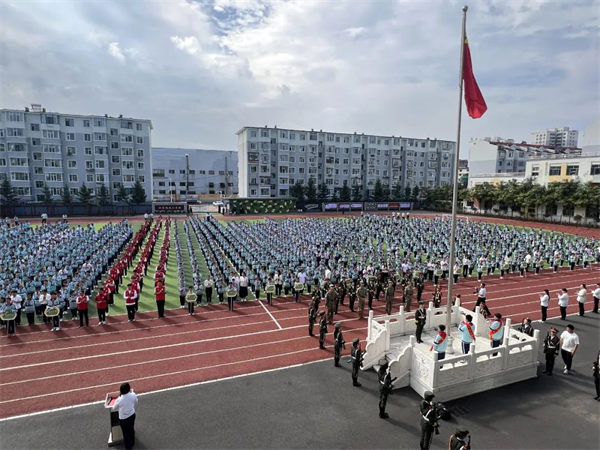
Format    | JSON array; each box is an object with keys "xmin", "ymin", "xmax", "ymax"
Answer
[{"xmin": 1, "ymin": 314, "xmax": 598, "ymax": 450}]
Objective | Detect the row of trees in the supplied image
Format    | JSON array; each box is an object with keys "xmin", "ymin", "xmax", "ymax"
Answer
[
  {"xmin": 289, "ymin": 178, "xmax": 421, "ymax": 204},
  {"xmin": 0, "ymin": 179, "xmax": 147, "ymax": 206},
  {"xmin": 466, "ymin": 179, "xmax": 600, "ymax": 220}
]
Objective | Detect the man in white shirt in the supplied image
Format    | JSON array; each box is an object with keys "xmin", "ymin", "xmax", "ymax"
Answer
[
  {"xmin": 559, "ymin": 324, "xmax": 579, "ymax": 375},
  {"xmin": 475, "ymin": 283, "xmax": 487, "ymax": 308},
  {"xmin": 297, "ymin": 269, "xmax": 307, "ymax": 284},
  {"xmin": 592, "ymin": 283, "xmax": 600, "ymax": 314},
  {"xmin": 112, "ymin": 382, "xmax": 138, "ymax": 450},
  {"xmin": 577, "ymin": 284, "xmax": 588, "ymax": 317}
]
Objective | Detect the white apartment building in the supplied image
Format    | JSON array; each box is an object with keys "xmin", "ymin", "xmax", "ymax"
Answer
[
  {"xmin": 151, "ymin": 148, "xmax": 238, "ymax": 201},
  {"xmin": 236, "ymin": 126, "xmax": 456, "ymax": 198},
  {"xmin": 0, "ymin": 105, "xmax": 153, "ymax": 203},
  {"xmin": 468, "ymin": 138, "xmax": 580, "ymax": 177},
  {"xmin": 530, "ymin": 127, "xmax": 579, "ymax": 147}
]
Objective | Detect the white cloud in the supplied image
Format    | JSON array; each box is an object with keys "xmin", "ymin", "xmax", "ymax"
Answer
[
  {"xmin": 107, "ymin": 42, "xmax": 125, "ymax": 62},
  {"xmin": 170, "ymin": 36, "xmax": 202, "ymax": 55},
  {"xmin": 0, "ymin": 0, "xmax": 597, "ymax": 153}
]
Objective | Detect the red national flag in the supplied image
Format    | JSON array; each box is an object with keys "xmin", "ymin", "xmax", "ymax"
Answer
[{"xmin": 462, "ymin": 36, "xmax": 487, "ymax": 119}]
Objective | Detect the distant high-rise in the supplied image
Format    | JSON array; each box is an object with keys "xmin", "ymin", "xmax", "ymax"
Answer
[
  {"xmin": 530, "ymin": 127, "xmax": 579, "ymax": 148},
  {"xmin": 236, "ymin": 126, "xmax": 456, "ymax": 198},
  {"xmin": 0, "ymin": 105, "xmax": 153, "ymax": 203}
]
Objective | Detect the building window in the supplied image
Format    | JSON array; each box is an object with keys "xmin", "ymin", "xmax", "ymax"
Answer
[
  {"xmin": 65, "ymin": 132, "xmax": 75, "ymax": 141},
  {"xmin": 68, "ymin": 160, "xmax": 77, "ymax": 168},
  {"xmin": 590, "ymin": 164, "xmax": 600, "ymax": 175},
  {"xmin": 549, "ymin": 166, "xmax": 561, "ymax": 176},
  {"xmin": 65, "ymin": 118, "xmax": 75, "ymax": 127},
  {"xmin": 112, "ymin": 169, "xmax": 121, "ymax": 176},
  {"xmin": 84, "ymin": 133, "xmax": 91, "ymax": 142},
  {"xmin": 43, "ymin": 130, "xmax": 60, "ymax": 139},
  {"xmin": 69, "ymin": 174, "xmax": 78, "ymax": 183},
  {"xmin": 30, "ymin": 123, "xmax": 40, "ymax": 132},
  {"xmin": 94, "ymin": 132, "xmax": 107, "ymax": 141},
  {"xmin": 5, "ymin": 111, "xmax": 23, "ymax": 122},
  {"xmin": 531, "ymin": 165, "xmax": 539, "ymax": 177},
  {"xmin": 137, "ymin": 149, "xmax": 144, "ymax": 158},
  {"xmin": 94, "ymin": 118, "xmax": 105, "ymax": 127},
  {"xmin": 138, "ymin": 162, "xmax": 145, "ymax": 170},
  {"xmin": 136, "ymin": 137, "xmax": 143, "ymax": 144},
  {"xmin": 85, "ymin": 147, "xmax": 92, "ymax": 155},
  {"xmin": 566, "ymin": 165, "xmax": 579, "ymax": 175},
  {"xmin": 111, "ymin": 142, "xmax": 119, "ymax": 149},
  {"xmin": 136, "ymin": 123, "xmax": 142, "ymax": 131},
  {"xmin": 83, "ymin": 119, "xmax": 90, "ymax": 127}
]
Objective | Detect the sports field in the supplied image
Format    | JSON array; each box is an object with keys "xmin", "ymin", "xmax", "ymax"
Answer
[{"xmin": 0, "ymin": 213, "xmax": 598, "ymax": 420}]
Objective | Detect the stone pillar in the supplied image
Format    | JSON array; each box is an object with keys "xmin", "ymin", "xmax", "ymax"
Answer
[{"xmin": 368, "ymin": 309, "xmax": 374, "ymax": 341}]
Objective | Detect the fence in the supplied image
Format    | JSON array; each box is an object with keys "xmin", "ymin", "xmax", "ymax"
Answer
[{"xmin": 0, "ymin": 203, "xmax": 152, "ymax": 218}]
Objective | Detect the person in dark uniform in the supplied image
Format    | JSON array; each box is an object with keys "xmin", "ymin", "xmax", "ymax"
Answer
[
  {"xmin": 379, "ymin": 368, "xmax": 396, "ymax": 419},
  {"xmin": 318, "ymin": 312, "xmax": 327, "ymax": 349},
  {"xmin": 367, "ymin": 279, "xmax": 375, "ymax": 310},
  {"xmin": 449, "ymin": 427, "xmax": 470, "ymax": 450},
  {"xmin": 415, "ymin": 273, "xmax": 425, "ymax": 303},
  {"xmin": 348, "ymin": 283, "xmax": 356, "ymax": 312},
  {"xmin": 333, "ymin": 322, "xmax": 346, "ymax": 367},
  {"xmin": 415, "ymin": 302, "xmax": 427, "ymax": 344},
  {"xmin": 326, "ymin": 285, "xmax": 337, "ymax": 324},
  {"xmin": 542, "ymin": 327, "xmax": 560, "ymax": 375},
  {"xmin": 385, "ymin": 281, "xmax": 395, "ymax": 315},
  {"xmin": 420, "ymin": 391, "xmax": 439, "ymax": 450},
  {"xmin": 308, "ymin": 298, "xmax": 318, "ymax": 337},
  {"xmin": 351, "ymin": 338, "xmax": 363, "ymax": 387},
  {"xmin": 593, "ymin": 350, "xmax": 600, "ymax": 400}
]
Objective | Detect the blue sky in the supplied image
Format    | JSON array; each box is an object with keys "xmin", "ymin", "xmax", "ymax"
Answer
[{"xmin": 1, "ymin": 0, "xmax": 598, "ymax": 156}]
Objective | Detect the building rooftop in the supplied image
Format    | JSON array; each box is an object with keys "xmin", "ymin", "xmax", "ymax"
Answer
[{"xmin": 236, "ymin": 126, "xmax": 454, "ymax": 143}]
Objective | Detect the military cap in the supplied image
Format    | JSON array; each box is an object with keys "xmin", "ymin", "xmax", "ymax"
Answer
[
  {"xmin": 334, "ymin": 322, "xmax": 342, "ymax": 328},
  {"xmin": 352, "ymin": 338, "xmax": 360, "ymax": 345},
  {"xmin": 378, "ymin": 358, "xmax": 388, "ymax": 366},
  {"xmin": 455, "ymin": 427, "xmax": 469, "ymax": 437},
  {"xmin": 424, "ymin": 391, "xmax": 435, "ymax": 400}
]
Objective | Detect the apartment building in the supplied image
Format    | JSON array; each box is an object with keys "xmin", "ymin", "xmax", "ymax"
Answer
[
  {"xmin": 0, "ymin": 105, "xmax": 152, "ymax": 203},
  {"xmin": 151, "ymin": 147, "xmax": 238, "ymax": 201},
  {"xmin": 236, "ymin": 126, "xmax": 456, "ymax": 198},
  {"xmin": 530, "ymin": 127, "xmax": 579, "ymax": 147},
  {"xmin": 468, "ymin": 138, "xmax": 581, "ymax": 177}
]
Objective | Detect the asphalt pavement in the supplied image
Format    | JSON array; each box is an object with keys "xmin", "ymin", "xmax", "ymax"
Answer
[{"xmin": 1, "ymin": 313, "xmax": 598, "ymax": 450}]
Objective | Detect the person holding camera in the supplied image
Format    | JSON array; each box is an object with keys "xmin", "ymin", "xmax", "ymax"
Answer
[{"xmin": 449, "ymin": 427, "xmax": 470, "ymax": 450}]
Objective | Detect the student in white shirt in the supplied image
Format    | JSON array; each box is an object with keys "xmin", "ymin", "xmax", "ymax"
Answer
[
  {"xmin": 557, "ymin": 288, "xmax": 569, "ymax": 320},
  {"xmin": 112, "ymin": 383, "xmax": 138, "ymax": 450},
  {"xmin": 9, "ymin": 290, "xmax": 22, "ymax": 326},
  {"xmin": 592, "ymin": 283, "xmax": 600, "ymax": 314},
  {"xmin": 576, "ymin": 284, "xmax": 588, "ymax": 317},
  {"xmin": 540, "ymin": 289, "xmax": 550, "ymax": 322},
  {"xmin": 559, "ymin": 325, "xmax": 579, "ymax": 375}
]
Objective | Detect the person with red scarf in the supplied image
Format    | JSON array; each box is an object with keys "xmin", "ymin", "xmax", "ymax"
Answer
[
  {"xmin": 96, "ymin": 289, "xmax": 108, "ymax": 325},
  {"xmin": 154, "ymin": 281, "xmax": 166, "ymax": 318},
  {"xmin": 458, "ymin": 314, "xmax": 476, "ymax": 354},
  {"xmin": 431, "ymin": 324, "xmax": 448, "ymax": 360},
  {"xmin": 124, "ymin": 284, "xmax": 138, "ymax": 322},
  {"xmin": 76, "ymin": 290, "xmax": 89, "ymax": 327},
  {"xmin": 489, "ymin": 313, "xmax": 504, "ymax": 356}
]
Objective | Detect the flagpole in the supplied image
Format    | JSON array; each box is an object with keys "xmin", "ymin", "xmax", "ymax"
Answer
[{"xmin": 444, "ymin": 5, "xmax": 468, "ymax": 352}]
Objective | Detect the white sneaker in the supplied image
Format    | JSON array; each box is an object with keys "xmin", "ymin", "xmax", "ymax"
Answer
[
  {"xmin": 564, "ymin": 365, "xmax": 567, "ymax": 369},
  {"xmin": 564, "ymin": 369, "xmax": 569, "ymax": 374}
]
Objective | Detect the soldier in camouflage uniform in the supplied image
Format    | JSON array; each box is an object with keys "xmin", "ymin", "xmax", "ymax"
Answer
[
  {"xmin": 357, "ymin": 281, "xmax": 368, "ymax": 319},
  {"xmin": 308, "ymin": 297, "xmax": 319, "ymax": 337},
  {"xmin": 326, "ymin": 285, "xmax": 337, "ymax": 324}
]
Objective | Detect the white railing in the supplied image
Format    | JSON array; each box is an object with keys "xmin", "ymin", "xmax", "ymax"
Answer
[
  {"xmin": 388, "ymin": 335, "xmax": 415, "ymax": 388},
  {"xmin": 363, "ymin": 316, "xmax": 388, "ymax": 369}
]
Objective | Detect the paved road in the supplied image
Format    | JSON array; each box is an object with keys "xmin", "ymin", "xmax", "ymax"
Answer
[{"xmin": 1, "ymin": 314, "xmax": 598, "ymax": 450}]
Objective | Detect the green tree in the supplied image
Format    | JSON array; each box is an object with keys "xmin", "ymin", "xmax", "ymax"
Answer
[
  {"xmin": 404, "ymin": 186, "xmax": 412, "ymax": 201},
  {"xmin": 130, "ymin": 180, "xmax": 147, "ymax": 205},
  {"xmin": 373, "ymin": 179, "xmax": 384, "ymax": 201},
  {"xmin": 392, "ymin": 182, "xmax": 402, "ymax": 201},
  {"xmin": 574, "ymin": 181, "xmax": 600, "ymax": 221},
  {"xmin": 317, "ymin": 183, "xmax": 329, "ymax": 203},
  {"xmin": 42, "ymin": 183, "xmax": 53, "ymax": 205},
  {"xmin": 470, "ymin": 182, "xmax": 497, "ymax": 213},
  {"xmin": 61, "ymin": 184, "xmax": 73, "ymax": 205},
  {"xmin": 411, "ymin": 185, "xmax": 420, "ymax": 201},
  {"xmin": 289, "ymin": 181, "xmax": 305, "ymax": 205},
  {"xmin": 97, "ymin": 183, "xmax": 111, "ymax": 206},
  {"xmin": 305, "ymin": 177, "xmax": 317, "ymax": 203},
  {"xmin": 351, "ymin": 184, "xmax": 362, "ymax": 202},
  {"xmin": 78, "ymin": 183, "xmax": 93, "ymax": 205},
  {"xmin": 331, "ymin": 188, "xmax": 340, "ymax": 203},
  {"xmin": 0, "ymin": 178, "xmax": 18, "ymax": 205},
  {"xmin": 115, "ymin": 183, "xmax": 130, "ymax": 204},
  {"xmin": 339, "ymin": 181, "xmax": 351, "ymax": 202}
]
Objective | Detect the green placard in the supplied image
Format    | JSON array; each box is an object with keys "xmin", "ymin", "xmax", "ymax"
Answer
[
  {"xmin": 294, "ymin": 283, "xmax": 304, "ymax": 291},
  {"xmin": 45, "ymin": 306, "xmax": 60, "ymax": 317},
  {"xmin": 265, "ymin": 284, "xmax": 275, "ymax": 294},
  {"xmin": 226, "ymin": 289, "xmax": 238, "ymax": 298},
  {"xmin": 0, "ymin": 311, "xmax": 16, "ymax": 321}
]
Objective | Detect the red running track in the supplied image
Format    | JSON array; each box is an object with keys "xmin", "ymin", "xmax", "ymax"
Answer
[{"xmin": 0, "ymin": 266, "xmax": 598, "ymax": 419}]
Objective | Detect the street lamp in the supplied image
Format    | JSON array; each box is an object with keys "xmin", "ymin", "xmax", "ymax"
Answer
[{"xmin": 169, "ymin": 177, "xmax": 173, "ymax": 203}]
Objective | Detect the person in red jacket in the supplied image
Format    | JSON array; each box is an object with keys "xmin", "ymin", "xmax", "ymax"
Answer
[
  {"xmin": 105, "ymin": 278, "xmax": 116, "ymax": 311},
  {"xmin": 76, "ymin": 290, "xmax": 90, "ymax": 327},
  {"xmin": 96, "ymin": 289, "xmax": 108, "ymax": 325},
  {"xmin": 155, "ymin": 281, "xmax": 166, "ymax": 318},
  {"xmin": 124, "ymin": 284, "xmax": 138, "ymax": 322}
]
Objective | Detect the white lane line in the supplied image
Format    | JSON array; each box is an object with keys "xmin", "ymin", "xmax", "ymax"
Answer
[
  {"xmin": 0, "ymin": 357, "xmax": 336, "ymax": 422},
  {"xmin": 1, "ymin": 327, "xmax": 368, "ymax": 387},
  {"xmin": 0, "ymin": 343, "xmax": 362, "ymax": 405},
  {"xmin": 259, "ymin": 300, "xmax": 283, "ymax": 330}
]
